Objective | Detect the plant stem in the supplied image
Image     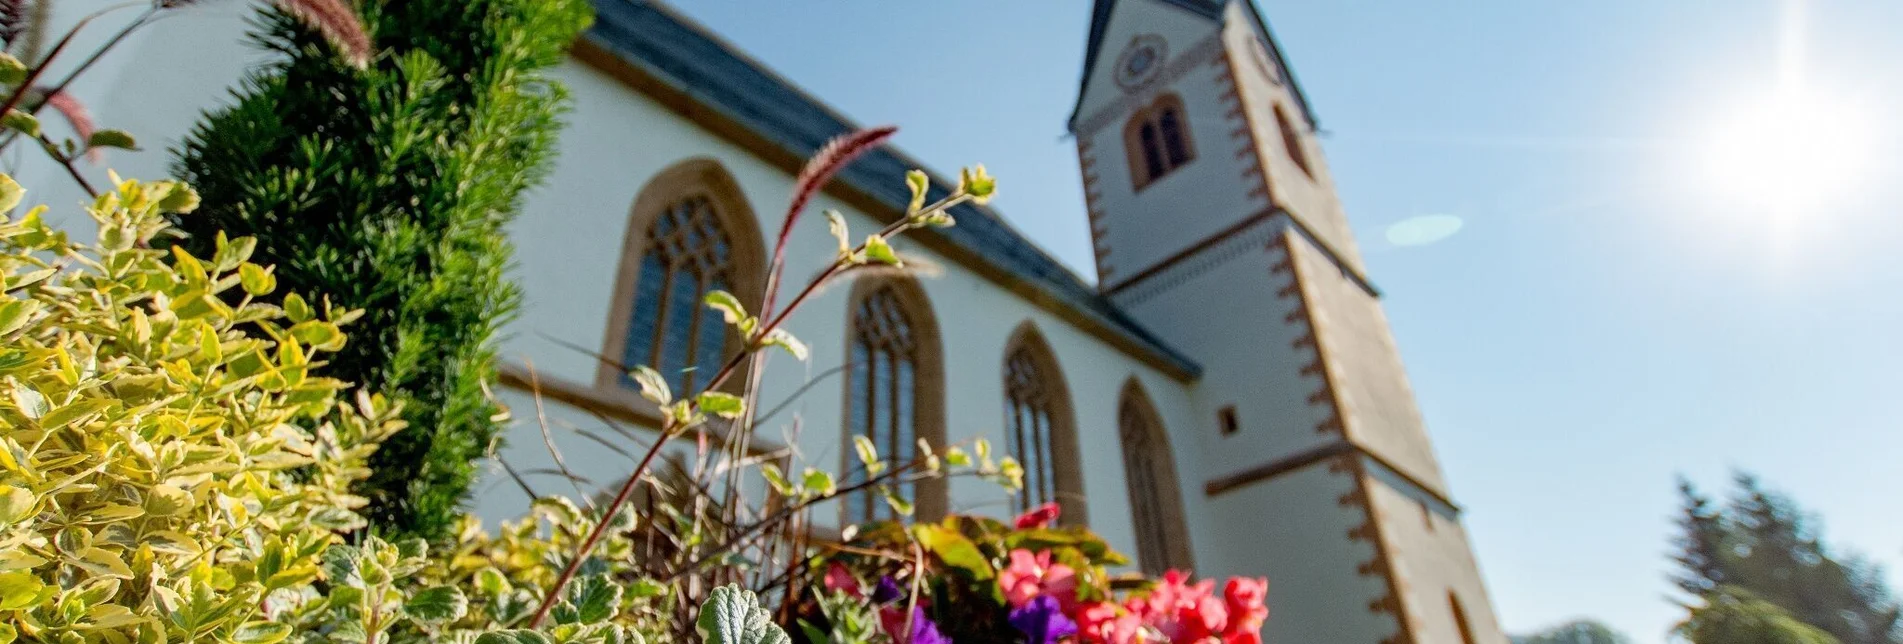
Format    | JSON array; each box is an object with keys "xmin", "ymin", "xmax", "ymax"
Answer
[
  {"xmin": 34, "ymin": 132, "xmax": 95, "ymax": 197},
  {"xmin": 526, "ymin": 195, "xmax": 961, "ymax": 628},
  {"xmin": 525, "ymin": 419, "xmax": 680, "ymax": 629},
  {"xmin": 0, "ymin": 4, "xmax": 155, "ymax": 155},
  {"xmin": 660, "ymin": 465, "xmax": 946, "ymax": 583}
]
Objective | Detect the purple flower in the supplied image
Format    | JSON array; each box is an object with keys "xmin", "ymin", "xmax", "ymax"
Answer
[
  {"xmin": 1008, "ymin": 595, "xmax": 1078, "ymax": 644},
  {"xmin": 880, "ymin": 605, "xmax": 951, "ymax": 644},
  {"xmin": 872, "ymin": 576, "xmax": 904, "ymax": 604}
]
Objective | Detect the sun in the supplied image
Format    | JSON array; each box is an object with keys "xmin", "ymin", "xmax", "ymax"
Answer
[{"xmin": 1697, "ymin": 86, "xmax": 1877, "ymax": 218}]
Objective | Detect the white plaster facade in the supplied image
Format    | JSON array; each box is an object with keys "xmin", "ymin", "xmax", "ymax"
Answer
[{"xmin": 20, "ymin": 0, "xmax": 1504, "ymax": 642}]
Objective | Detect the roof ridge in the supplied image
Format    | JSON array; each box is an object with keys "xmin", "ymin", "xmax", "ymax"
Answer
[{"xmin": 584, "ymin": 0, "xmax": 1203, "ymax": 376}]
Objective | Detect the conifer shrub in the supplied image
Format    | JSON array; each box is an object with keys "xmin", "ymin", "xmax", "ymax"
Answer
[{"xmin": 170, "ymin": 0, "xmax": 593, "ymax": 542}]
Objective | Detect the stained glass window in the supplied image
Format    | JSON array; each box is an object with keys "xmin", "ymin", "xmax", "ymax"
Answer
[
  {"xmin": 623, "ymin": 195, "xmax": 736, "ymax": 394},
  {"xmin": 845, "ymin": 285, "xmax": 921, "ymax": 523}
]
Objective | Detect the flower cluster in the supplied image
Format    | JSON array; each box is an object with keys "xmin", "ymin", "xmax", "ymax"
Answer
[
  {"xmin": 808, "ymin": 502, "xmax": 1269, "ymax": 644},
  {"xmin": 821, "ymin": 563, "xmax": 952, "ymax": 644},
  {"xmin": 997, "ymin": 503, "xmax": 1269, "ymax": 644},
  {"xmin": 1005, "ymin": 555, "xmax": 1268, "ymax": 644}
]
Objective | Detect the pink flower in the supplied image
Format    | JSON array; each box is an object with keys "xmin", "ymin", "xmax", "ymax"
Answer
[
  {"xmin": 1129, "ymin": 570, "xmax": 1228, "ymax": 643},
  {"xmin": 1078, "ymin": 601, "xmax": 1144, "ymax": 644},
  {"xmin": 823, "ymin": 562, "xmax": 861, "ymax": 598},
  {"xmin": 1014, "ymin": 502, "xmax": 1062, "ymax": 529},
  {"xmin": 1221, "ymin": 577, "xmax": 1269, "ymax": 643},
  {"xmin": 1000, "ymin": 549, "xmax": 1079, "ymax": 610}
]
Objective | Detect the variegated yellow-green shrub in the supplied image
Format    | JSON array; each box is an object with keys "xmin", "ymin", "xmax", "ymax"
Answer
[{"xmin": 0, "ymin": 173, "xmax": 404, "ymax": 643}]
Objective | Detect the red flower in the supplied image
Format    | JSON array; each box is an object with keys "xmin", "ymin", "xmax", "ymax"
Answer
[
  {"xmin": 823, "ymin": 562, "xmax": 861, "ymax": 598},
  {"xmin": 1128, "ymin": 570, "xmax": 1229, "ymax": 643},
  {"xmin": 1000, "ymin": 549, "xmax": 1079, "ymax": 611},
  {"xmin": 1014, "ymin": 502, "xmax": 1062, "ymax": 529},
  {"xmin": 1221, "ymin": 577, "xmax": 1269, "ymax": 644},
  {"xmin": 1078, "ymin": 601, "xmax": 1144, "ymax": 644}
]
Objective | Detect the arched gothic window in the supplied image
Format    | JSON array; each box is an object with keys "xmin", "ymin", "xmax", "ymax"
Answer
[
  {"xmin": 843, "ymin": 276, "xmax": 946, "ymax": 522},
  {"xmin": 1002, "ymin": 323, "xmax": 1086, "ymax": 523},
  {"xmin": 599, "ymin": 159, "xmax": 765, "ymax": 397},
  {"xmin": 1124, "ymin": 94, "xmax": 1195, "ymax": 190},
  {"xmin": 1274, "ymin": 104, "xmax": 1312, "ymax": 177},
  {"xmin": 1118, "ymin": 379, "xmax": 1194, "ymax": 574}
]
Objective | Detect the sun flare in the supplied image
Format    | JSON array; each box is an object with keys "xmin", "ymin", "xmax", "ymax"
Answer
[{"xmin": 1698, "ymin": 87, "xmax": 1876, "ymax": 217}]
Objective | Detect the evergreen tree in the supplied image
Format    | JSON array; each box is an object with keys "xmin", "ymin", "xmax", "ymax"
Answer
[
  {"xmin": 1677, "ymin": 587, "xmax": 1841, "ymax": 644},
  {"xmin": 1669, "ymin": 474, "xmax": 1901, "ymax": 644},
  {"xmin": 1673, "ymin": 477, "xmax": 1730, "ymax": 596},
  {"xmin": 172, "ymin": 0, "xmax": 591, "ymax": 541}
]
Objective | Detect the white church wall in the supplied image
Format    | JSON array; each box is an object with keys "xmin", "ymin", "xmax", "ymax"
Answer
[
  {"xmin": 1201, "ymin": 461, "xmax": 1397, "ymax": 644},
  {"xmin": 1220, "ymin": 4, "xmax": 1366, "ymax": 275},
  {"xmin": 1111, "ymin": 226, "xmax": 1340, "ymax": 480},
  {"xmin": 1075, "ymin": 2, "xmax": 1264, "ymax": 285},
  {"xmin": 1287, "ymin": 231, "xmax": 1450, "ymax": 493},
  {"xmin": 496, "ymin": 58, "xmax": 1205, "ymax": 562},
  {"xmin": 1362, "ymin": 462, "xmax": 1507, "ymax": 644}
]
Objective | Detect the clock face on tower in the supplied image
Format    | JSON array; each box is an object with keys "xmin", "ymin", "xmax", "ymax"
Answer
[{"xmin": 1114, "ymin": 35, "xmax": 1168, "ymax": 91}]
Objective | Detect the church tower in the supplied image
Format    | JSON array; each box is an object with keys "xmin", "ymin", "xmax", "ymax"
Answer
[{"xmin": 1069, "ymin": 2, "xmax": 1506, "ymax": 643}]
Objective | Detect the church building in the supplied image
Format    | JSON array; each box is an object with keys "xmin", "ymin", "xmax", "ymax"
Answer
[{"xmin": 41, "ymin": 0, "xmax": 1505, "ymax": 642}]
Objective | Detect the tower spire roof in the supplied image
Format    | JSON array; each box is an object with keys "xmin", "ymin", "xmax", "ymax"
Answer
[{"xmin": 1068, "ymin": 0, "xmax": 1321, "ymax": 132}]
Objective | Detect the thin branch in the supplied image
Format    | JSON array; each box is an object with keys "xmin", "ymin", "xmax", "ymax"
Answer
[
  {"xmin": 662, "ymin": 463, "xmax": 952, "ymax": 583},
  {"xmin": 33, "ymin": 132, "xmax": 93, "ymax": 197},
  {"xmin": 525, "ymin": 360, "xmax": 594, "ymax": 509},
  {"xmin": 526, "ymin": 419, "xmax": 681, "ymax": 628},
  {"xmin": 496, "ymin": 456, "xmax": 541, "ymax": 503}
]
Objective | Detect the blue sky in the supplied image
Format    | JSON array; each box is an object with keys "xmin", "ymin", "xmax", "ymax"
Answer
[{"xmin": 665, "ymin": 1, "xmax": 1903, "ymax": 641}]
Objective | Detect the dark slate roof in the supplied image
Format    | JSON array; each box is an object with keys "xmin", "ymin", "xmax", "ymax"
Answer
[
  {"xmin": 1066, "ymin": 0, "xmax": 1320, "ymax": 132},
  {"xmin": 586, "ymin": 0, "xmax": 1202, "ymax": 377}
]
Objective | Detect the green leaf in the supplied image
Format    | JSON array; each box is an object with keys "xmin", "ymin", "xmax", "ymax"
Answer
[
  {"xmin": 881, "ymin": 488, "xmax": 915, "ymax": 516},
  {"xmin": 0, "ymin": 486, "xmax": 34, "ymax": 526},
  {"xmin": 825, "ymin": 210, "xmax": 850, "ymax": 253},
  {"xmin": 240, "ymin": 263, "xmax": 276, "ymax": 296},
  {"xmin": 39, "ymin": 398, "xmax": 110, "ymax": 433},
  {"xmin": 552, "ymin": 574, "xmax": 621, "ymax": 624},
  {"xmin": 758, "ymin": 463, "xmax": 795, "ymax": 497},
  {"xmin": 697, "ymin": 391, "xmax": 745, "ymax": 419},
  {"xmin": 906, "ymin": 170, "xmax": 930, "ymax": 213},
  {"xmin": 0, "ymin": 53, "xmax": 25, "ymax": 85},
  {"xmin": 959, "ymin": 164, "xmax": 996, "ymax": 204},
  {"xmin": 629, "ymin": 365, "xmax": 671, "ymax": 405},
  {"xmin": 0, "ymin": 174, "xmax": 20, "ymax": 211},
  {"xmin": 627, "ymin": 578, "xmax": 667, "ymax": 599},
  {"xmin": 862, "ymin": 234, "xmax": 900, "ymax": 266},
  {"xmin": 0, "ymin": 571, "xmax": 46, "ymax": 610},
  {"xmin": 704, "ymin": 290, "xmax": 749, "ymax": 326},
  {"xmin": 283, "ymin": 292, "xmax": 314, "ymax": 323},
  {"xmin": 403, "ymin": 586, "xmax": 468, "ymax": 626},
  {"xmin": 943, "ymin": 446, "xmax": 971, "ymax": 468},
  {"xmin": 158, "ymin": 182, "xmax": 200, "ymax": 213},
  {"xmin": 232, "ymin": 621, "xmax": 293, "ymax": 644},
  {"xmin": 0, "ymin": 299, "xmax": 40, "ymax": 336},
  {"xmin": 912, "ymin": 524, "xmax": 992, "ymax": 580},
  {"xmin": 801, "ymin": 468, "xmax": 835, "ymax": 497},
  {"xmin": 85, "ymin": 129, "xmax": 138, "ymax": 151},
  {"xmin": 474, "ymin": 631, "xmax": 555, "ymax": 644},
  {"xmin": 851, "ymin": 435, "xmax": 883, "ymax": 476},
  {"xmin": 8, "ymin": 381, "xmax": 46, "ymax": 419},
  {"xmin": 761, "ymin": 329, "xmax": 807, "ymax": 361},
  {"xmin": 214, "ymin": 233, "xmax": 257, "ymax": 272},
  {"xmin": 1, "ymin": 110, "xmax": 37, "ymax": 138},
  {"xmin": 696, "ymin": 585, "xmax": 792, "ymax": 644}
]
